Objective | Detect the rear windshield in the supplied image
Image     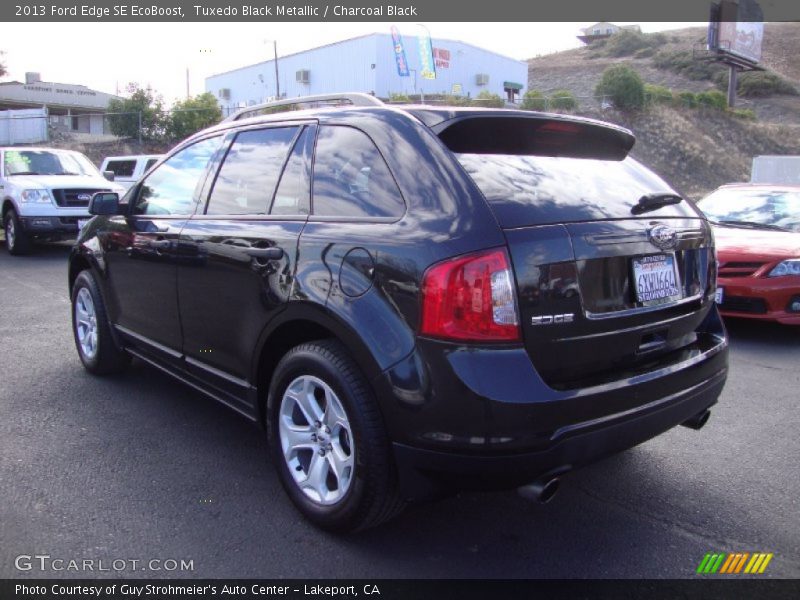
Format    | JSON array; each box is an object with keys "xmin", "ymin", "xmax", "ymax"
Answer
[{"xmin": 457, "ymin": 154, "xmax": 700, "ymax": 228}]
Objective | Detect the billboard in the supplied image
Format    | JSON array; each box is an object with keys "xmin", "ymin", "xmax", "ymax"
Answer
[
  {"xmin": 708, "ymin": 0, "xmax": 764, "ymax": 65},
  {"xmin": 718, "ymin": 20, "xmax": 763, "ymax": 64}
]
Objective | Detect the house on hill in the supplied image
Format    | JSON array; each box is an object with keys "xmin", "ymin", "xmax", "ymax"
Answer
[{"xmin": 577, "ymin": 23, "xmax": 642, "ymax": 44}]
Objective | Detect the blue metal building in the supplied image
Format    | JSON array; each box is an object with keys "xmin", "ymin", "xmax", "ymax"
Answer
[{"xmin": 205, "ymin": 33, "xmax": 528, "ymax": 114}]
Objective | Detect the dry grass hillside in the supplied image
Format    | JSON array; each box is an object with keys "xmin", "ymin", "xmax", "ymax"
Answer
[{"xmin": 527, "ymin": 23, "xmax": 800, "ymax": 198}]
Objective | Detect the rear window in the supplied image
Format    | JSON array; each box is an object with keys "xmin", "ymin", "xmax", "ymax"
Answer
[
  {"xmin": 105, "ymin": 160, "xmax": 136, "ymax": 178},
  {"xmin": 457, "ymin": 154, "xmax": 699, "ymax": 227}
]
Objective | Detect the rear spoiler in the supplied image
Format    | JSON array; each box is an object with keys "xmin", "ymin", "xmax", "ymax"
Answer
[{"xmin": 407, "ymin": 110, "xmax": 635, "ymax": 161}]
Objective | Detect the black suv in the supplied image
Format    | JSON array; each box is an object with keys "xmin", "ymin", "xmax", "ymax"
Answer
[{"xmin": 69, "ymin": 94, "xmax": 728, "ymax": 531}]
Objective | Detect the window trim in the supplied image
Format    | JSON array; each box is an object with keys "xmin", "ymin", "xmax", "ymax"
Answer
[
  {"xmin": 198, "ymin": 120, "xmax": 317, "ymax": 220},
  {"xmin": 308, "ymin": 124, "xmax": 407, "ymax": 223},
  {"xmin": 126, "ymin": 133, "xmax": 225, "ymax": 219}
]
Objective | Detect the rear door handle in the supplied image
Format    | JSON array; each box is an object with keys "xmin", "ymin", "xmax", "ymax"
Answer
[{"xmin": 245, "ymin": 247, "xmax": 283, "ymax": 260}]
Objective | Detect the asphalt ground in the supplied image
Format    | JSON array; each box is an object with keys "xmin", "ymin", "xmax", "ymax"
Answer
[{"xmin": 1, "ymin": 242, "xmax": 799, "ymax": 579}]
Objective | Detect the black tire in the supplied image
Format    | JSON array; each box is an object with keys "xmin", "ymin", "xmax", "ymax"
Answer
[
  {"xmin": 267, "ymin": 339, "xmax": 405, "ymax": 532},
  {"xmin": 71, "ymin": 270, "xmax": 130, "ymax": 375},
  {"xmin": 4, "ymin": 208, "xmax": 32, "ymax": 256}
]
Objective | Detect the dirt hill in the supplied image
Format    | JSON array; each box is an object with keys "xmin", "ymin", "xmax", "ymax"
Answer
[{"xmin": 527, "ymin": 24, "xmax": 800, "ymax": 198}]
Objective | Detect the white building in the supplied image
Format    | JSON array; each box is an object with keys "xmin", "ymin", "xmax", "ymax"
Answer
[
  {"xmin": 206, "ymin": 33, "xmax": 528, "ymax": 115},
  {"xmin": 0, "ymin": 72, "xmax": 121, "ymax": 136}
]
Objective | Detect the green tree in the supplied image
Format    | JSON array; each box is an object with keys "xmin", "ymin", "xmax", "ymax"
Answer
[
  {"xmin": 0, "ymin": 51, "xmax": 7, "ymax": 77},
  {"xmin": 167, "ymin": 92, "xmax": 222, "ymax": 141},
  {"xmin": 107, "ymin": 84, "xmax": 167, "ymax": 141},
  {"xmin": 473, "ymin": 90, "xmax": 505, "ymax": 108},
  {"xmin": 521, "ymin": 90, "xmax": 547, "ymax": 111},
  {"xmin": 595, "ymin": 65, "xmax": 645, "ymax": 110},
  {"xmin": 549, "ymin": 89, "xmax": 577, "ymax": 110}
]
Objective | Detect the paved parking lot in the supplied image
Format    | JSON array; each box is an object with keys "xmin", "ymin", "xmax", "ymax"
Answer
[{"xmin": 1, "ymin": 243, "xmax": 799, "ymax": 579}]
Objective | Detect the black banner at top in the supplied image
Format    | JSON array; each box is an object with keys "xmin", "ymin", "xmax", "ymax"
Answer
[{"xmin": 2, "ymin": 0, "xmax": 800, "ymax": 22}]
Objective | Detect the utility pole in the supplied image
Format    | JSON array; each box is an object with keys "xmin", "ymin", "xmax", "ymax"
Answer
[
  {"xmin": 727, "ymin": 65, "xmax": 738, "ymax": 108},
  {"xmin": 273, "ymin": 40, "xmax": 280, "ymax": 99}
]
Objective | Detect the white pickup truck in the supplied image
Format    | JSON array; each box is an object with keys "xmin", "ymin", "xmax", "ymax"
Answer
[
  {"xmin": 100, "ymin": 154, "xmax": 163, "ymax": 190},
  {"xmin": 1, "ymin": 147, "xmax": 126, "ymax": 255}
]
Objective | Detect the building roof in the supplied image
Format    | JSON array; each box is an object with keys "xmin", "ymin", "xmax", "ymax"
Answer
[
  {"xmin": 0, "ymin": 79, "xmax": 121, "ymax": 111},
  {"xmin": 208, "ymin": 32, "xmax": 525, "ymax": 80}
]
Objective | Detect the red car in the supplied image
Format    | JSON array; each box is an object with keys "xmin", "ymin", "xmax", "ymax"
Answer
[{"xmin": 697, "ymin": 184, "xmax": 800, "ymax": 325}]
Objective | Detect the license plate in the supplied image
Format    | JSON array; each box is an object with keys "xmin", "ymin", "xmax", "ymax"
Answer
[
  {"xmin": 715, "ymin": 287, "xmax": 724, "ymax": 304},
  {"xmin": 632, "ymin": 253, "xmax": 682, "ymax": 306},
  {"xmin": 77, "ymin": 218, "xmax": 90, "ymax": 231}
]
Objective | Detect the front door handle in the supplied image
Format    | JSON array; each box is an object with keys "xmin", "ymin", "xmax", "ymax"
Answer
[
  {"xmin": 245, "ymin": 247, "xmax": 283, "ymax": 260},
  {"xmin": 150, "ymin": 239, "xmax": 172, "ymax": 250}
]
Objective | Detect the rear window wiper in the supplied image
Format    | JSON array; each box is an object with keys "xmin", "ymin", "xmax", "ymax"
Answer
[
  {"xmin": 714, "ymin": 220, "xmax": 788, "ymax": 232},
  {"xmin": 631, "ymin": 193, "xmax": 683, "ymax": 215}
]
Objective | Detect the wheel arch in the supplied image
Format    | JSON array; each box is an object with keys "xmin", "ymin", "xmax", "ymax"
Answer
[{"xmin": 252, "ymin": 304, "xmax": 386, "ymax": 429}]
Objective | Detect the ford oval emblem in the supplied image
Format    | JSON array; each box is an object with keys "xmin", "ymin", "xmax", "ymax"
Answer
[
  {"xmin": 77, "ymin": 194, "xmax": 92, "ymax": 201},
  {"xmin": 648, "ymin": 224, "xmax": 677, "ymax": 250}
]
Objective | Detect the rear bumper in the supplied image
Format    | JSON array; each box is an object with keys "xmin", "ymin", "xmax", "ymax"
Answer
[
  {"xmin": 392, "ymin": 364, "xmax": 726, "ymax": 499},
  {"xmin": 376, "ymin": 307, "xmax": 729, "ymax": 500}
]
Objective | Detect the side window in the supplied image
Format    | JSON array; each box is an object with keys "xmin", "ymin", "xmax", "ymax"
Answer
[
  {"xmin": 105, "ymin": 160, "xmax": 136, "ymax": 178},
  {"xmin": 206, "ymin": 127, "xmax": 298, "ymax": 215},
  {"xmin": 133, "ymin": 137, "xmax": 221, "ymax": 216},
  {"xmin": 144, "ymin": 158, "xmax": 159, "ymax": 172},
  {"xmin": 270, "ymin": 127, "xmax": 312, "ymax": 216},
  {"xmin": 312, "ymin": 126, "xmax": 405, "ymax": 219}
]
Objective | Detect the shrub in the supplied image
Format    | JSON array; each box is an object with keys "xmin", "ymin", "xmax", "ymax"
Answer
[
  {"xmin": 644, "ymin": 84, "xmax": 674, "ymax": 106},
  {"xmin": 549, "ymin": 89, "xmax": 577, "ymax": 110},
  {"xmin": 696, "ymin": 90, "xmax": 727, "ymax": 110},
  {"xmin": 388, "ymin": 93, "xmax": 411, "ymax": 103},
  {"xmin": 521, "ymin": 90, "xmax": 547, "ymax": 111},
  {"xmin": 634, "ymin": 47, "xmax": 656, "ymax": 59},
  {"xmin": 444, "ymin": 94, "xmax": 472, "ymax": 107},
  {"xmin": 653, "ymin": 50, "xmax": 723, "ymax": 81},
  {"xmin": 737, "ymin": 71, "xmax": 798, "ymax": 97},
  {"xmin": 473, "ymin": 90, "xmax": 505, "ymax": 108},
  {"xmin": 677, "ymin": 91, "xmax": 698, "ymax": 108},
  {"xmin": 595, "ymin": 65, "xmax": 645, "ymax": 110},
  {"xmin": 602, "ymin": 30, "xmax": 667, "ymax": 58},
  {"xmin": 729, "ymin": 108, "xmax": 757, "ymax": 120}
]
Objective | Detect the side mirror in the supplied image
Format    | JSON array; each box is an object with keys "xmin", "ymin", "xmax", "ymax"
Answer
[
  {"xmin": 89, "ymin": 192, "xmax": 122, "ymax": 215},
  {"xmin": 103, "ymin": 170, "xmax": 115, "ymax": 182}
]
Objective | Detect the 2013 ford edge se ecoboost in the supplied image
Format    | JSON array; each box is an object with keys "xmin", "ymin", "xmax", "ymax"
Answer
[{"xmin": 68, "ymin": 94, "xmax": 728, "ymax": 531}]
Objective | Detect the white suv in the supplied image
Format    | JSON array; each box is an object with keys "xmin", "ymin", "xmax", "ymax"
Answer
[{"xmin": 1, "ymin": 147, "xmax": 125, "ymax": 255}]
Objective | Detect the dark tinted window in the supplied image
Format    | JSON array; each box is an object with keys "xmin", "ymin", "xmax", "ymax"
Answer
[
  {"xmin": 457, "ymin": 154, "xmax": 698, "ymax": 228},
  {"xmin": 133, "ymin": 136, "xmax": 221, "ymax": 216},
  {"xmin": 144, "ymin": 158, "xmax": 159, "ymax": 172},
  {"xmin": 105, "ymin": 160, "xmax": 136, "ymax": 177},
  {"xmin": 207, "ymin": 127, "xmax": 298, "ymax": 215},
  {"xmin": 312, "ymin": 126, "xmax": 404, "ymax": 218},
  {"xmin": 270, "ymin": 127, "xmax": 312, "ymax": 216}
]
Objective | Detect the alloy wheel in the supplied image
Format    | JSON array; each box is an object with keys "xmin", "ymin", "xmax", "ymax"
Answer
[
  {"xmin": 74, "ymin": 287, "xmax": 98, "ymax": 360},
  {"xmin": 278, "ymin": 375, "xmax": 355, "ymax": 505}
]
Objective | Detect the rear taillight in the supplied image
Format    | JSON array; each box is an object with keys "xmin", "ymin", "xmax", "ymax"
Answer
[{"xmin": 420, "ymin": 248, "xmax": 520, "ymax": 342}]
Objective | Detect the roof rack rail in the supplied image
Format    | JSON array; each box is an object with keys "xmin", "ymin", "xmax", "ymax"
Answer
[{"xmin": 223, "ymin": 92, "xmax": 384, "ymax": 122}]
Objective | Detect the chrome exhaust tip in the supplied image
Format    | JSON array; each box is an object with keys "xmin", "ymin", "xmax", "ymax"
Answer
[
  {"xmin": 518, "ymin": 476, "xmax": 560, "ymax": 504},
  {"xmin": 682, "ymin": 409, "xmax": 711, "ymax": 430}
]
